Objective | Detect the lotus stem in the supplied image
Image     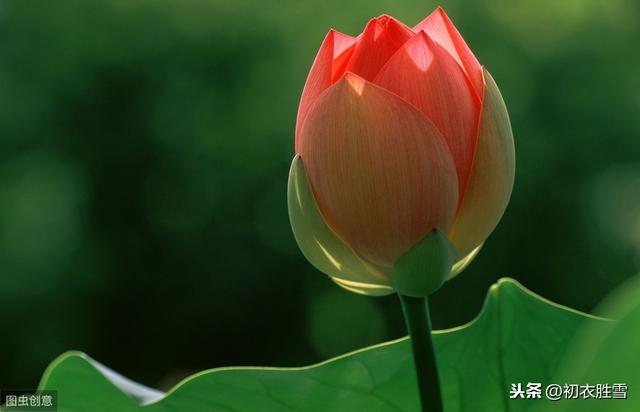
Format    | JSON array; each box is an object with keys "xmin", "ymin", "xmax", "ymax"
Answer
[{"xmin": 399, "ymin": 294, "xmax": 444, "ymax": 412}]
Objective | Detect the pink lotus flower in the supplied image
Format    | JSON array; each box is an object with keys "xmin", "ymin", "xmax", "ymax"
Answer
[{"xmin": 289, "ymin": 8, "xmax": 515, "ymax": 296}]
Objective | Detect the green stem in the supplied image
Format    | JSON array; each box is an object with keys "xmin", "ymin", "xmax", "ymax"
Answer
[{"xmin": 399, "ymin": 294, "xmax": 443, "ymax": 412}]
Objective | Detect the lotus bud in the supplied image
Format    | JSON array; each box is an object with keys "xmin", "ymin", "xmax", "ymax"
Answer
[{"xmin": 288, "ymin": 8, "xmax": 515, "ymax": 296}]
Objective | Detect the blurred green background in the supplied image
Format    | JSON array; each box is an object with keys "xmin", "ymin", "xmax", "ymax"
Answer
[{"xmin": 1, "ymin": 0, "xmax": 639, "ymax": 390}]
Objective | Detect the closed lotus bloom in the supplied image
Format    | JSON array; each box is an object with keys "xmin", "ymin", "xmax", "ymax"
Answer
[{"xmin": 288, "ymin": 8, "xmax": 515, "ymax": 297}]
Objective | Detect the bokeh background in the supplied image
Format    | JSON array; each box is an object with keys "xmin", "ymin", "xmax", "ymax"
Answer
[{"xmin": 1, "ymin": 0, "xmax": 639, "ymax": 390}]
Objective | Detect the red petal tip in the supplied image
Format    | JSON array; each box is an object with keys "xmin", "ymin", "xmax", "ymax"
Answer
[{"xmin": 375, "ymin": 14, "xmax": 392, "ymax": 23}]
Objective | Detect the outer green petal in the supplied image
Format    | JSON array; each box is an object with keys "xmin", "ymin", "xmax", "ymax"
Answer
[
  {"xmin": 288, "ymin": 156, "xmax": 394, "ymax": 295},
  {"xmin": 449, "ymin": 68, "xmax": 515, "ymax": 258},
  {"xmin": 392, "ymin": 229, "xmax": 457, "ymax": 297},
  {"xmin": 449, "ymin": 243, "xmax": 483, "ymax": 279},
  {"xmin": 331, "ymin": 278, "xmax": 395, "ymax": 297}
]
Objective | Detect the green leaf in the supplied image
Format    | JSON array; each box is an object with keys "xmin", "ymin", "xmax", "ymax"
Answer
[
  {"xmin": 31, "ymin": 278, "xmax": 604, "ymax": 412},
  {"xmin": 544, "ymin": 275, "xmax": 640, "ymax": 412}
]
